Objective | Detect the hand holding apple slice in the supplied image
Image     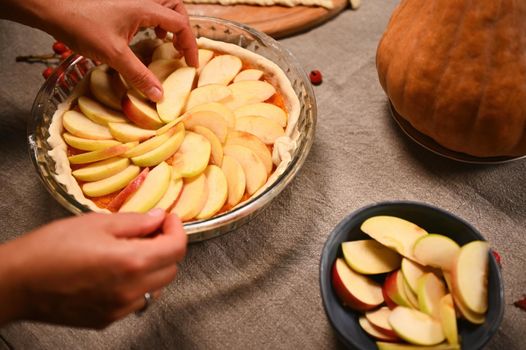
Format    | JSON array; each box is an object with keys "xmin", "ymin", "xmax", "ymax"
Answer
[
  {"xmin": 119, "ymin": 162, "xmax": 172, "ymax": 213},
  {"xmin": 361, "ymin": 216, "xmax": 428, "ymax": 262},
  {"xmin": 388, "ymin": 306, "xmax": 445, "ymax": 346},
  {"xmin": 342, "ymin": 240, "xmax": 401, "ymax": 275}
]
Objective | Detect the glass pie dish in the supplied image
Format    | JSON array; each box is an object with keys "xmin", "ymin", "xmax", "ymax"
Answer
[{"xmin": 28, "ymin": 16, "xmax": 317, "ymax": 242}]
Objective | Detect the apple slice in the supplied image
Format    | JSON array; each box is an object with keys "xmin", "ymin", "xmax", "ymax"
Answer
[
  {"xmin": 198, "ymin": 54, "xmax": 242, "ymax": 87},
  {"xmin": 234, "ymin": 69, "xmax": 264, "ymax": 83},
  {"xmin": 223, "ymin": 80, "xmax": 276, "ymax": 110},
  {"xmin": 123, "ymin": 126, "xmax": 177, "ymax": 158},
  {"xmin": 331, "ymin": 258, "xmax": 384, "ymax": 311},
  {"xmin": 179, "ymin": 49, "xmax": 214, "ymax": 73},
  {"xmin": 151, "ymin": 42, "xmax": 179, "ymax": 61},
  {"xmin": 89, "ymin": 65, "xmax": 125, "ymax": 110},
  {"xmin": 63, "ymin": 133, "xmax": 121, "ymax": 151},
  {"xmin": 360, "ymin": 216, "xmax": 428, "ymax": 262},
  {"xmin": 119, "ymin": 162, "xmax": 172, "ymax": 213},
  {"xmin": 234, "ymin": 102, "xmax": 287, "ymax": 127},
  {"xmin": 108, "ymin": 122, "xmax": 156, "ymax": 142},
  {"xmin": 452, "ymin": 240, "xmax": 489, "ymax": 314},
  {"xmin": 72, "ymin": 157, "xmax": 129, "ymax": 182},
  {"xmin": 153, "ymin": 169, "xmax": 183, "ymax": 211},
  {"xmin": 376, "ymin": 342, "xmax": 460, "ymax": 350},
  {"xmin": 383, "ymin": 284, "xmax": 398, "ymax": 309},
  {"xmin": 156, "ymin": 116, "xmax": 185, "ymax": 136},
  {"xmin": 121, "ymin": 91, "xmax": 163, "ymax": 129},
  {"xmin": 184, "ymin": 84, "xmax": 232, "ymax": 112},
  {"xmin": 130, "ymin": 123, "xmax": 185, "ymax": 167},
  {"xmin": 195, "ymin": 165, "xmax": 228, "ymax": 220},
  {"xmin": 107, "ymin": 168, "xmax": 149, "ymax": 212},
  {"xmin": 225, "ymin": 131, "xmax": 273, "ymax": 175},
  {"xmin": 402, "ymin": 275, "xmax": 420, "ymax": 309},
  {"xmin": 383, "ymin": 270, "xmax": 414, "ymax": 308},
  {"xmin": 341, "ymin": 240, "xmax": 402, "ymax": 275},
  {"xmin": 82, "ymin": 165, "xmax": 140, "ymax": 197},
  {"xmin": 235, "ymin": 116, "xmax": 285, "ymax": 145},
  {"xmin": 186, "ymin": 102, "xmax": 236, "ymax": 129},
  {"xmin": 365, "ymin": 307, "xmax": 398, "ymax": 339},
  {"xmin": 171, "ymin": 172, "xmax": 209, "ymax": 221},
  {"xmin": 221, "ymin": 155, "xmax": 246, "ymax": 208},
  {"xmin": 439, "ymin": 294, "xmax": 459, "ymax": 345},
  {"xmin": 358, "ymin": 316, "xmax": 399, "ymax": 342},
  {"xmin": 184, "ymin": 110, "xmax": 228, "ymax": 142},
  {"xmin": 417, "ymin": 273, "xmax": 447, "ymax": 319},
  {"xmin": 388, "ymin": 306, "xmax": 445, "ymax": 346},
  {"xmin": 223, "ymin": 144, "xmax": 267, "ymax": 195},
  {"xmin": 78, "ymin": 96, "xmax": 127, "ymax": 125},
  {"xmin": 130, "ymin": 38, "xmax": 163, "ymax": 62},
  {"xmin": 413, "ymin": 234, "xmax": 460, "ymax": 271},
  {"xmin": 193, "ymin": 125, "xmax": 223, "ymax": 166},
  {"xmin": 148, "ymin": 59, "xmax": 184, "ymax": 83},
  {"xmin": 157, "ymin": 67, "xmax": 196, "ymax": 123},
  {"xmin": 68, "ymin": 143, "xmax": 135, "ymax": 165},
  {"xmin": 401, "ymin": 258, "xmax": 430, "ymax": 294},
  {"xmin": 172, "ymin": 131, "xmax": 211, "ymax": 178},
  {"xmin": 63, "ymin": 110, "xmax": 113, "ymax": 140}
]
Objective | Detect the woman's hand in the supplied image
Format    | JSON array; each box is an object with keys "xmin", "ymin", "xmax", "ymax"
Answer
[
  {"xmin": 0, "ymin": 210, "xmax": 187, "ymax": 329},
  {"xmin": 1, "ymin": 0, "xmax": 198, "ymax": 102}
]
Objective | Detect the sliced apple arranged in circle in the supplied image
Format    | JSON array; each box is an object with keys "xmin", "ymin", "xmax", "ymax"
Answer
[
  {"xmin": 56, "ymin": 37, "xmax": 295, "ymax": 222},
  {"xmin": 332, "ymin": 215, "xmax": 491, "ymax": 348}
]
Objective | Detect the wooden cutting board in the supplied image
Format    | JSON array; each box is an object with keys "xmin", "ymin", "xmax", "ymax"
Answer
[{"xmin": 186, "ymin": 0, "xmax": 349, "ymax": 39}]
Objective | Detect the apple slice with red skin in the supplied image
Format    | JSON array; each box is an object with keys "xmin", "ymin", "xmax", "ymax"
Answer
[
  {"xmin": 413, "ymin": 234, "xmax": 460, "ymax": 271},
  {"xmin": 365, "ymin": 306, "xmax": 398, "ymax": 339},
  {"xmin": 121, "ymin": 91, "xmax": 164, "ymax": 129},
  {"xmin": 119, "ymin": 161, "xmax": 172, "ymax": 213},
  {"xmin": 331, "ymin": 258, "xmax": 384, "ymax": 312},
  {"xmin": 360, "ymin": 216, "xmax": 428, "ymax": 262},
  {"xmin": 452, "ymin": 240, "xmax": 489, "ymax": 314},
  {"xmin": 358, "ymin": 316, "xmax": 399, "ymax": 342},
  {"xmin": 383, "ymin": 270, "xmax": 414, "ymax": 308},
  {"xmin": 341, "ymin": 239, "xmax": 402, "ymax": 275},
  {"xmin": 388, "ymin": 306, "xmax": 445, "ymax": 346},
  {"xmin": 106, "ymin": 167, "xmax": 149, "ymax": 212},
  {"xmin": 439, "ymin": 294, "xmax": 459, "ymax": 346}
]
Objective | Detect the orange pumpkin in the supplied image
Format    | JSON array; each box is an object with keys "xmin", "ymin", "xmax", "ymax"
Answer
[{"xmin": 376, "ymin": 0, "xmax": 526, "ymax": 158}]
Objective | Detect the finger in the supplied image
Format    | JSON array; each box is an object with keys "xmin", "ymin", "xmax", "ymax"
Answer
[
  {"xmin": 100, "ymin": 209, "xmax": 167, "ymax": 238},
  {"xmin": 111, "ymin": 289, "xmax": 163, "ymax": 320},
  {"xmin": 129, "ymin": 213, "xmax": 188, "ymax": 269},
  {"xmin": 143, "ymin": 6, "xmax": 198, "ymax": 68},
  {"xmin": 110, "ymin": 45, "xmax": 164, "ymax": 102}
]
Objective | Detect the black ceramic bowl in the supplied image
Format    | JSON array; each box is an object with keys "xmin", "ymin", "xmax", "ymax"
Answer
[{"xmin": 319, "ymin": 201, "xmax": 504, "ymax": 350}]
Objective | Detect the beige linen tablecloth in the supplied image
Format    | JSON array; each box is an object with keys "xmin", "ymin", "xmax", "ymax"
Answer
[{"xmin": 0, "ymin": 0, "xmax": 525, "ymax": 348}]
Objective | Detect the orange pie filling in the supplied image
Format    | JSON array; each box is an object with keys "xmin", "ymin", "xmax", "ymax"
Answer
[{"xmin": 48, "ymin": 37, "xmax": 301, "ymax": 222}]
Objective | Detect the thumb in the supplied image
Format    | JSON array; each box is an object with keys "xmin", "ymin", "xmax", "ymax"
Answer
[{"xmin": 111, "ymin": 46, "xmax": 163, "ymax": 102}]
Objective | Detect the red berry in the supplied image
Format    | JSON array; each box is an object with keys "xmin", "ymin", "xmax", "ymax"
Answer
[
  {"xmin": 42, "ymin": 67, "xmax": 54, "ymax": 79},
  {"xmin": 60, "ymin": 50, "xmax": 73, "ymax": 61},
  {"xmin": 491, "ymin": 250, "xmax": 501, "ymax": 266},
  {"xmin": 309, "ymin": 70, "xmax": 323, "ymax": 85},
  {"xmin": 514, "ymin": 295, "xmax": 526, "ymax": 311},
  {"xmin": 52, "ymin": 41, "xmax": 68, "ymax": 54}
]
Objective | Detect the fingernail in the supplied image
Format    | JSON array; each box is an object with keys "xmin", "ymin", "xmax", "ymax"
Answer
[
  {"xmin": 146, "ymin": 86, "xmax": 162, "ymax": 102},
  {"xmin": 147, "ymin": 208, "xmax": 165, "ymax": 217}
]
